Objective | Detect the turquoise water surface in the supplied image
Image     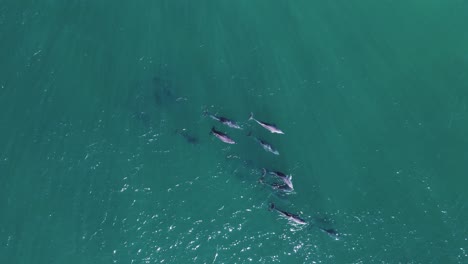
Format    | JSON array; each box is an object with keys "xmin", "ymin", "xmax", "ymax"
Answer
[{"xmin": 1, "ymin": 1, "xmax": 467, "ymax": 263}]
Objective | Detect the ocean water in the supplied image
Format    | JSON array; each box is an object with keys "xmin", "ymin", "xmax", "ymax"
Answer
[{"xmin": 1, "ymin": 1, "xmax": 467, "ymax": 263}]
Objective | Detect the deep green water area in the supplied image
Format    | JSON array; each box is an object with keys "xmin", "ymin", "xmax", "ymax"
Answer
[{"xmin": 1, "ymin": 1, "xmax": 467, "ymax": 263}]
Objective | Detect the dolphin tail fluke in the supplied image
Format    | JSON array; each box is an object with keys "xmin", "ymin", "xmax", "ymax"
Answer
[
  {"xmin": 247, "ymin": 131, "xmax": 252, "ymax": 137},
  {"xmin": 248, "ymin": 112, "xmax": 254, "ymax": 121},
  {"xmin": 209, "ymin": 127, "xmax": 215, "ymax": 135},
  {"xmin": 262, "ymin": 168, "xmax": 266, "ymax": 177}
]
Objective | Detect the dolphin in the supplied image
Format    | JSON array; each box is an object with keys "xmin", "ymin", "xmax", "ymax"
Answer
[
  {"xmin": 174, "ymin": 129, "xmax": 199, "ymax": 144},
  {"xmin": 210, "ymin": 127, "xmax": 236, "ymax": 144},
  {"xmin": 263, "ymin": 168, "xmax": 293, "ymax": 190},
  {"xmin": 152, "ymin": 77, "xmax": 175, "ymax": 105},
  {"xmin": 259, "ymin": 177, "xmax": 294, "ymax": 193},
  {"xmin": 204, "ymin": 110, "xmax": 242, "ymax": 129},
  {"xmin": 269, "ymin": 203, "xmax": 307, "ymax": 225},
  {"xmin": 310, "ymin": 216, "xmax": 341, "ymax": 240},
  {"xmin": 247, "ymin": 132, "xmax": 279, "ymax": 155},
  {"xmin": 249, "ymin": 112, "xmax": 284, "ymax": 134},
  {"xmin": 317, "ymin": 227, "xmax": 340, "ymax": 240}
]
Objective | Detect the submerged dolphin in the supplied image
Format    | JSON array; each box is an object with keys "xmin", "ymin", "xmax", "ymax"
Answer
[
  {"xmin": 204, "ymin": 110, "xmax": 242, "ymax": 129},
  {"xmin": 248, "ymin": 132, "xmax": 279, "ymax": 155},
  {"xmin": 269, "ymin": 203, "xmax": 307, "ymax": 225},
  {"xmin": 249, "ymin": 113, "xmax": 284, "ymax": 134},
  {"xmin": 210, "ymin": 127, "xmax": 236, "ymax": 144},
  {"xmin": 174, "ymin": 129, "xmax": 199, "ymax": 144},
  {"xmin": 263, "ymin": 168, "xmax": 293, "ymax": 190},
  {"xmin": 317, "ymin": 227, "xmax": 340, "ymax": 240},
  {"xmin": 152, "ymin": 77, "xmax": 175, "ymax": 105}
]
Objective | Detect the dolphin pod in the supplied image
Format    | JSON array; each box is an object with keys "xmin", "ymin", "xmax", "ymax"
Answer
[
  {"xmin": 202, "ymin": 109, "xmax": 339, "ymax": 239},
  {"xmin": 130, "ymin": 76, "xmax": 338, "ymax": 238}
]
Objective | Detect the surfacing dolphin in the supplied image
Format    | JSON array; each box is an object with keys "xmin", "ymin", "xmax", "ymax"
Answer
[
  {"xmin": 247, "ymin": 132, "xmax": 279, "ymax": 155},
  {"xmin": 249, "ymin": 112, "xmax": 284, "ymax": 134},
  {"xmin": 263, "ymin": 168, "xmax": 293, "ymax": 190},
  {"xmin": 268, "ymin": 203, "xmax": 341, "ymax": 239},
  {"xmin": 259, "ymin": 176, "xmax": 294, "ymax": 193},
  {"xmin": 210, "ymin": 127, "xmax": 236, "ymax": 144},
  {"xmin": 204, "ymin": 110, "xmax": 243, "ymax": 129},
  {"xmin": 269, "ymin": 203, "xmax": 307, "ymax": 225}
]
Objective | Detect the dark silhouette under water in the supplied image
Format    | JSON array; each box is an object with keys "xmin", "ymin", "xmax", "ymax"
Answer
[
  {"xmin": 174, "ymin": 129, "xmax": 199, "ymax": 144},
  {"xmin": 153, "ymin": 77, "xmax": 175, "ymax": 106}
]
